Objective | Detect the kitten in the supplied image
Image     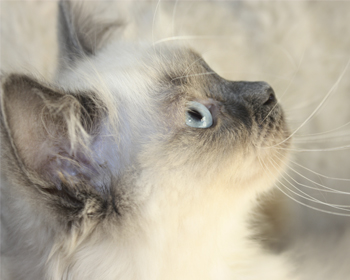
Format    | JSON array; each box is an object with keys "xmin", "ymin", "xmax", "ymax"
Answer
[
  {"xmin": 2, "ymin": 1, "xmax": 350, "ymax": 279},
  {"xmin": 0, "ymin": 1, "xmax": 294, "ymax": 279}
]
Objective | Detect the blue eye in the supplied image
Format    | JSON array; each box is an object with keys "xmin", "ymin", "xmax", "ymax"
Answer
[{"xmin": 185, "ymin": 101, "xmax": 213, "ymax": 128}]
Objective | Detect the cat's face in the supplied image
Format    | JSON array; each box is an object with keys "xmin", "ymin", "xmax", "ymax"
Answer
[{"xmin": 57, "ymin": 41, "xmax": 290, "ymax": 191}]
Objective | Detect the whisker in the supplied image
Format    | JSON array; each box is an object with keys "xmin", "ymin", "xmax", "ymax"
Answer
[
  {"xmin": 272, "ymin": 152, "xmax": 350, "ymax": 200},
  {"xmin": 181, "ymin": 56, "xmax": 209, "ymax": 78},
  {"xmin": 279, "ymin": 48, "xmax": 306, "ymax": 102},
  {"xmin": 283, "ymin": 96, "xmax": 324, "ymax": 112},
  {"xmin": 171, "ymin": 0, "xmax": 179, "ymax": 37},
  {"xmin": 152, "ymin": 0, "xmax": 162, "ymax": 46},
  {"xmin": 154, "ymin": 35, "xmax": 239, "ymax": 45},
  {"xmin": 292, "ymin": 121, "xmax": 350, "ymax": 139},
  {"xmin": 259, "ymin": 155, "xmax": 350, "ymax": 216},
  {"xmin": 268, "ymin": 58, "xmax": 350, "ymax": 148},
  {"xmin": 275, "ymin": 184, "xmax": 350, "ymax": 217},
  {"xmin": 260, "ymin": 50, "xmax": 306, "ymax": 124},
  {"xmin": 293, "ymin": 134, "xmax": 350, "ymax": 143},
  {"xmin": 172, "ymin": 71, "xmax": 217, "ymax": 82},
  {"xmin": 287, "ymin": 156, "xmax": 350, "ymax": 182},
  {"xmin": 277, "ymin": 46, "xmax": 298, "ymax": 71},
  {"xmin": 273, "ymin": 145, "xmax": 350, "ymax": 152},
  {"xmin": 269, "ymin": 155, "xmax": 350, "ymax": 209}
]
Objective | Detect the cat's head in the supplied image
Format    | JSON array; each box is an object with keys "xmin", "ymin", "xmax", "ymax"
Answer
[{"xmin": 1, "ymin": 1, "xmax": 290, "ymax": 229}]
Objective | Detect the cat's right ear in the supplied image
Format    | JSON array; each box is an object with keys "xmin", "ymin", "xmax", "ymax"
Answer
[
  {"xmin": 0, "ymin": 74, "xmax": 112, "ymax": 192},
  {"xmin": 57, "ymin": 0, "xmax": 124, "ymax": 70},
  {"xmin": 0, "ymin": 74, "xmax": 126, "ymax": 221}
]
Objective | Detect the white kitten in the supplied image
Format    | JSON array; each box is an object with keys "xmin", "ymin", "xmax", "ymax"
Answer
[{"xmin": 1, "ymin": 1, "xmax": 350, "ymax": 280}]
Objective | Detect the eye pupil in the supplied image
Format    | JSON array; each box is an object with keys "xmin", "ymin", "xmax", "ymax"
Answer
[{"xmin": 188, "ymin": 109, "xmax": 203, "ymax": 122}]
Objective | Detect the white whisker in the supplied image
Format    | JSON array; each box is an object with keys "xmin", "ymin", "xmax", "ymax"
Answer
[
  {"xmin": 269, "ymin": 58, "xmax": 350, "ymax": 147},
  {"xmin": 182, "ymin": 56, "xmax": 209, "ymax": 78},
  {"xmin": 276, "ymin": 159, "xmax": 350, "ymax": 196},
  {"xmin": 269, "ymin": 155, "xmax": 350, "ymax": 209},
  {"xmin": 154, "ymin": 35, "xmax": 238, "ymax": 45},
  {"xmin": 275, "ymin": 184, "xmax": 350, "ymax": 217},
  {"xmin": 171, "ymin": 0, "xmax": 179, "ymax": 37},
  {"xmin": 274, "ymin": 145, "xmax": 350, "ymax": 152},
  {"xmin": 293, "ymin": 134, "xmax": 350, "ymax": 143},
  {"xmin": 152, "ymin": 0, "xmax": 162, "ymax": 46},
  {"xmin": 259, "ymin": 155, "xmax": 350, "ymax": 216},
  {"xmin": 283, "ymin": 95, "xmax": 322, "ymax": 112},
  {"xmin": 293, "ymin": 120, "xmax": 350, "ymax": 139},
  {"xmin": 172, "ymin": 71, "xmax": 217, "ymax": 82},
  {"xmin": 287, "ymin": 156, "xmax": 350, "ymax": 182},
  {"xmin": 260, "ymin": 50, "xmax": 306, "ymax": 124}
]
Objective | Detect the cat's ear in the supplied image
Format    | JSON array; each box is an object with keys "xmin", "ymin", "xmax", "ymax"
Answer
[
  {"xmin": 1, "ymin": 74, "xmax": 110, "ymax": 192},
  {"xmin": 58, "ymin": 0, "xmax": 124, "ymax": 69}
]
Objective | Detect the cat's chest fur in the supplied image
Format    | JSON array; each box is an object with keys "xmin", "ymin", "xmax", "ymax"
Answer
[{"xmin": 45, "ymin": 180, "xmax": 290, "ymax": 280}]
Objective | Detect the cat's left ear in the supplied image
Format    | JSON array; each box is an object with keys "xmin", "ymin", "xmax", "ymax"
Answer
[{"xmin": 57, "ymin": 0, "xmax": 124, "ymax": 70}]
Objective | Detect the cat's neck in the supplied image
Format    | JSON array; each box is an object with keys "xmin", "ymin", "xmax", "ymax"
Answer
[{"xmin": 129, "ymin": 174, "xmax": 259, "ymax": 279}]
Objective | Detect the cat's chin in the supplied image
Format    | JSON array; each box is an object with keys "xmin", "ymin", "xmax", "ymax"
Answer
[{"xmin": 137, "ymin": 143, "xmax": 290, "ymax": 204}]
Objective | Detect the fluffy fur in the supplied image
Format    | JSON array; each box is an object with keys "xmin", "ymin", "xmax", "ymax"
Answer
[{"xmin": 1, "ymin": 1, "xmax": 350, "ymax": 280}]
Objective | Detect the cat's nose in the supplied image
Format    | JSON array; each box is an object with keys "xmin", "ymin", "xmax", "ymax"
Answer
[{"xmin": 228, "ymin": 81, "xmax": 277, "ymax": 108}]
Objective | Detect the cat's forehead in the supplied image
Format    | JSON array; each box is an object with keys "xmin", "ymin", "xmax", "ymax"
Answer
[
  {"xmin": 99, "ymin": 43, "xmax": 213, "ymax": 82},
  {"xmin": 153, "ymin": 46, "xmax": 214, "ymax": 81},
  {"xmin": 80, "ymin": 43, "xmax": 219, "ymax": 100},
  {"xmin": 147, "ymin": 45, "xmax": 221, "ymax": 98}
]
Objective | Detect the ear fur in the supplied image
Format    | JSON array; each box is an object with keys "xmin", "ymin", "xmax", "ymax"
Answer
[
  {"xmin": 0, "ymin": 74, "xmax": 107, "ymax": 192},
  {"xmin": 58, "ymin": 0, "xmax": 124, "ymax": 69}
]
